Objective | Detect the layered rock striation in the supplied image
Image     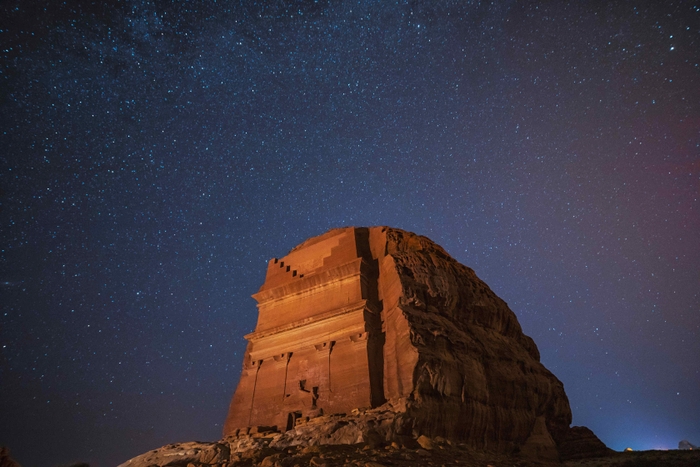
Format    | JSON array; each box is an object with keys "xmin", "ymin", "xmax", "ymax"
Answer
[{"xmin": 223, "ymin": 227, "xmax": 608, "ymax": 460}]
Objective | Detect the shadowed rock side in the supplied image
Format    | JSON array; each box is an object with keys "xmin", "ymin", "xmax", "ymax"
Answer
[
  {"xmin": 0, "ymin": 448, "xmax": 22, "ymax": 467},
  {"xmin": 380, "ymin": 228, "xmax": 572, "ymax": 456}
]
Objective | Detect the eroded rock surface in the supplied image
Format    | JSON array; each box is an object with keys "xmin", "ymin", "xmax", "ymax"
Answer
[
  {"xmin": 222, "ymin": 227, "xmax": 604, "ymax": 459},
  {"xmin": 379, "ymin": 227, "xmax": 572, "ymax": 454}
]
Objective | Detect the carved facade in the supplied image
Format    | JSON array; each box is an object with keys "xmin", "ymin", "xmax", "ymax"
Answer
[{"xmin": 224, "ymin": 228, "xmax": 386, "ymax": 433}]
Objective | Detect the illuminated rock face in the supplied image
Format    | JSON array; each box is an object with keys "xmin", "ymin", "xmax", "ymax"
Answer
[
  {"xmin": 224, "ymin": 227, "xmax": 385, "ymax": 433},
  {"xmin": 224, "ymin": 226, "xmax": 583, "ymax": 457}
]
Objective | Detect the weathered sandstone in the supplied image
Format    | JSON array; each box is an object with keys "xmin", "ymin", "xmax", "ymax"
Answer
[{"xmin": 222, "ymin": 227, "xmax": 608, "ymax": 460}]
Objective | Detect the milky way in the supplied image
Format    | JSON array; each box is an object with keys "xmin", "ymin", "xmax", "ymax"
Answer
[{"xmin": 1, "ymin": 2, "xmax": 698, "ymax": 466}]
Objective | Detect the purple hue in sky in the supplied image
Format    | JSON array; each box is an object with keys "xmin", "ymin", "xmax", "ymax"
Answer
[{"xmin": 1, "ymin": 1, "xmax": 698, "ymax": 466}]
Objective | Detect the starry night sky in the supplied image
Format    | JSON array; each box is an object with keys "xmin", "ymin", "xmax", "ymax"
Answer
[{"xmin": 1, "ymin": 1, "xmax": 698, "ymax": 466}]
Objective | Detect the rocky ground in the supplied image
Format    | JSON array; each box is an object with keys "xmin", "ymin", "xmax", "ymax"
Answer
[
  {"xmin": 116, "ymin": 406, "xmax": 696, "ymax": 467},
  {"xmin": 121, "ymin": 443, "xmax": 700, "ymax": 467},
  {"xmin": 5, "ymin": 437, "xmax": 699, "ymax": 467},
  {"xmin": 198, "ymin": 441, "xmax": 547, "ymax": 467},
  {"xmin": 116, "ymin": 432, "xmax": 700, "ymax": 467}
]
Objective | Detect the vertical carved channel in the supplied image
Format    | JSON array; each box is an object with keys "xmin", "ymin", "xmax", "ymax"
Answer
[
  {"xmin": 314, "ymin": 341, "xmax": 334, "ymax": 393},
  {"xmin": 355, "ymin": 227, "xmax": 386, "ymax": 407},
  {"xmin": 328, "ymin": 342, "xmax": 334, "ymax": 392},
  {"xmin": 280, "ymin": 352, "xmax": 292, "ymax": 401},
  {"xmin": 247, "ymin": 359, "xmax": 262, "ymax": 426}
]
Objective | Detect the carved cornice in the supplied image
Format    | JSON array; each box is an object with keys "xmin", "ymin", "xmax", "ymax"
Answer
[
  {"xmin": 245, "ymin": 299, "xmax": 369, "ymax": 342},
  {"xmin": 252, "ymin": 258, "xmax": 373, "ymax": 305}
]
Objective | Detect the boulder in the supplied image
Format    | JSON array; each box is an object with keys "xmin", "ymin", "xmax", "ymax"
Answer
[
  {"xmin": 555, "ymin": 426, "xmax": 613, "ymax": 460},
  {"xmin": 679, "ymin": 439, "xmax": 698, "ymax": 450},
  {"xmin": 116, "ymin": 441, "xmax": 230, "ymax": 467}
]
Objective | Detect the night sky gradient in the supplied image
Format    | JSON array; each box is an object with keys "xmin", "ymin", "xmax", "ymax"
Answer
[{"xmin": 1, "ymin": 1, "xmax": 698, "ymax": 466}]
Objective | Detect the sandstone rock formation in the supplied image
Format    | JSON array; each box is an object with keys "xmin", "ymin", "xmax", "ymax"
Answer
[
  {"xmin": 223, "ymin": 226, "xmax": 609, "ymax": 460},
  {"xmin": 679, "ymin": 439, "xmax": 697, "ymax": 450}
]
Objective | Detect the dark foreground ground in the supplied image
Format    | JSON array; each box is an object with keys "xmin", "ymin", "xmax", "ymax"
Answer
[
  {"xmin": 563, "ymin": 449, "xmax": 700, "ymax": 467},
  {"xmin": 5, "ymin": 441, "xmax": 700, "ymax": 467},
  {"xmin": 182, "ymin": 442, "xmax": 700, "ymax": 467}
]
